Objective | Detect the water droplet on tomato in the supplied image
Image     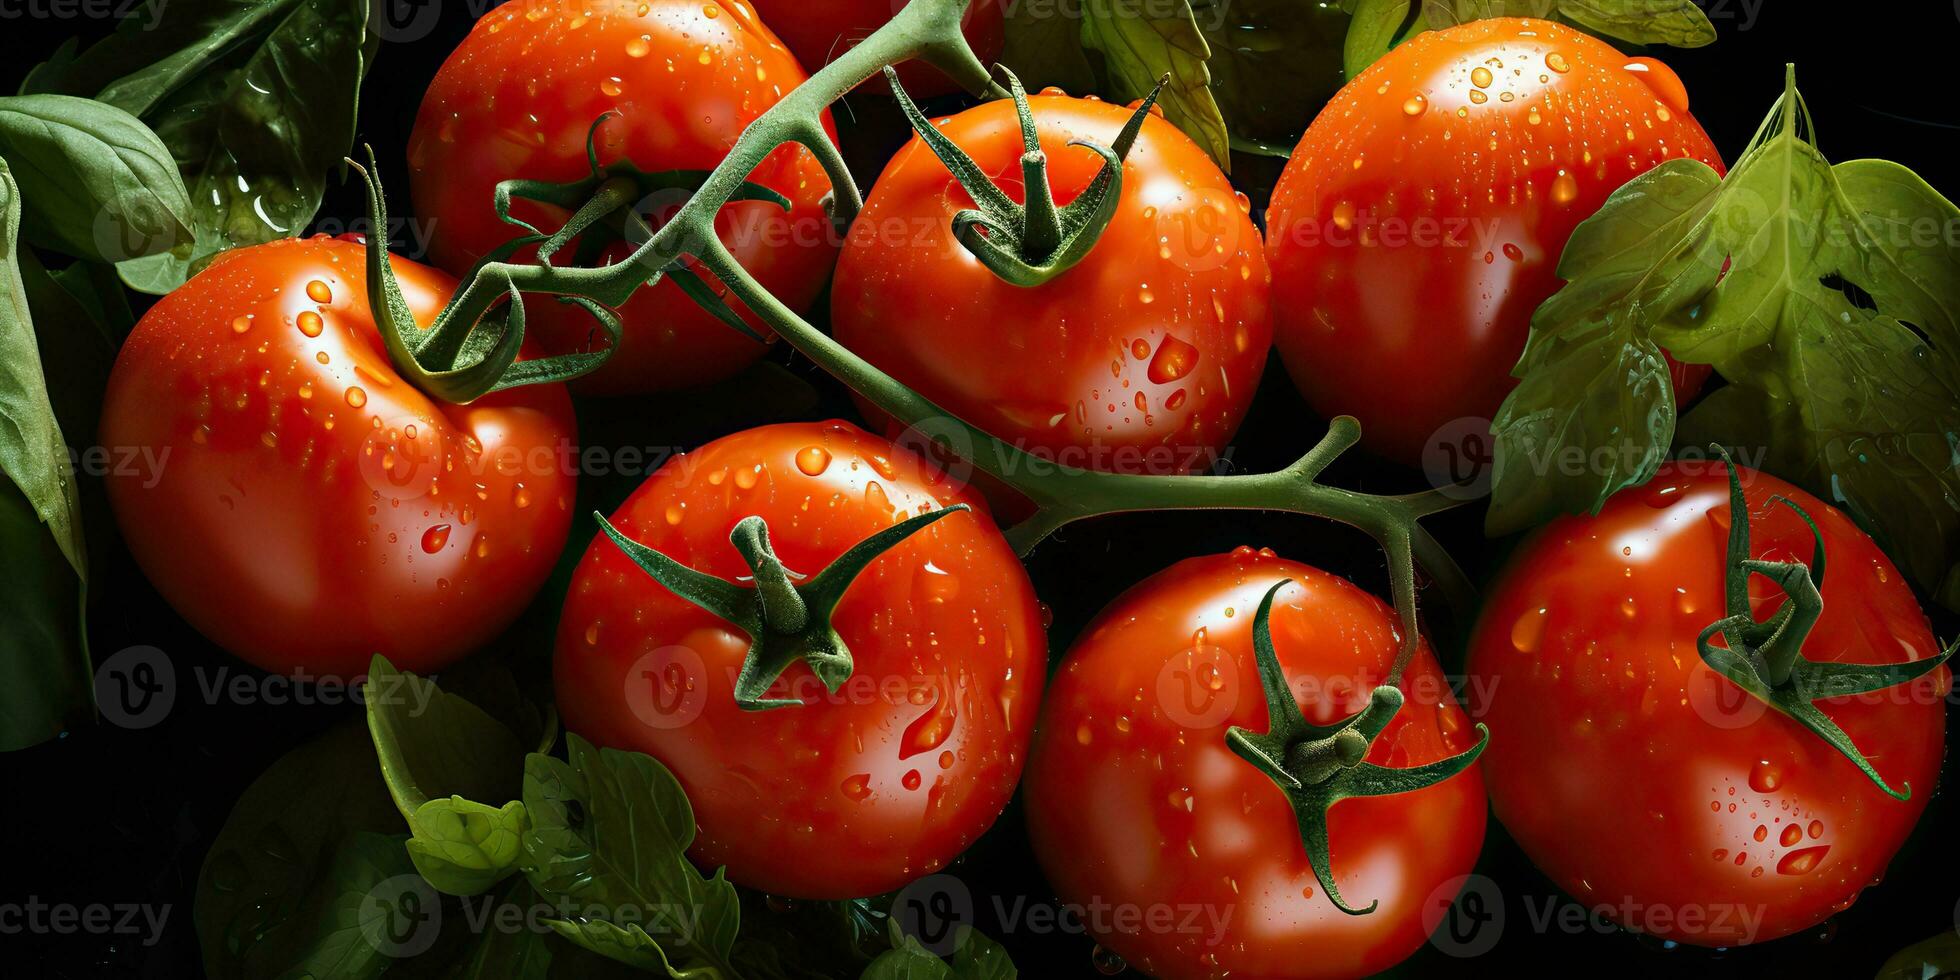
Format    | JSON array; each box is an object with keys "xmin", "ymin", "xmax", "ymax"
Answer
[
  {"xmin": 1471, "ymin": 66, "xmax": 1494, "ymax": 88},
  {"xmin": 344, "ymin": 386, "xmax": 367, "ymax": 408},
  {"xmin": 1551, "ymin": 171, "xmax": 1580, "ymax": 205},
  {"xmin": 1401, "ymin": 94, "xmax": 1427, "ymax": 117},
  {"xmin": 1749, "ymin": 759, "xmax": 1783, "ymax": 793},
  {"xmin": 795, "ymin": 446, "xmax": 831, "ymax": 476},
  {"xmin": 1511, "ymin": 607, "xmax": 1548, "ymax": 652},
  {"xmin": 297, "ymin": 310, "xmax": 323, "ymax": 337},
  {"xmin": 305, "ymin": 280, "xmax": 333, "ymax": 304},
  {"xmin": 1778, "ymin": 845, "xmax": 1829, "ymax": 876},
  {"xmin": 1624, "ymin": 57, "xmax": 1691, "ymax": 113},
  {"xmin": 901, "ymin": 769, "xmax": 922, "ymax": 791},
  {"xmin": 421, "ymin": 524, "xmax": 450, "ymax": 553},
  {"xmin": 231, "ymin": 315, "xmax": 253, "ymax": 333},
  {"xmin": 1547, "ymin": 52, "xmax": 1570, "ymax": 73},
  {"xmin": 840, "ymin": 774, "xmax": 871, "ymax": 801},
  {"xmin": 1147, "ymin": 336, "xmax": 1199, "ymax": 384}
]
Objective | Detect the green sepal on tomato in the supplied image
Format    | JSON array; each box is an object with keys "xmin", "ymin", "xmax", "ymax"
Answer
[
  {"xmin": 1024, "ymin": 548, "xmax": 1486, "ymax": 980},
  {"xmin": 100, "ymin": 236, "xmax": 577, "ymax": 678},
  {"xmin": 1468, "ymin": 459, "xmax": 1950, "ymax": 946},
  {"xmin": 830, "ymin": 73, "xmax": 1271, "ymax": 499},
  {"xmin": 1265, "ymin": 17, "xmax": 1722, "ymax": 464},
  {"xmin": 553, "ymin": 420, "xmax": 1046, "ymax": 900},
  {"xmin": 407, "ymin": 0, "xmax": 840, "ymax": 395}
]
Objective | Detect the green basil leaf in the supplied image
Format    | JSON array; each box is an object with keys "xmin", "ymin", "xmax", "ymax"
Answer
[
  {"xmin": 290, "ymin": 831, "xmax": 425, "ymax": 980},
  {"xmin": 521, "ymin": 733, "xmax": 743, "ymax": 976},
  {"xmin": 1493, "ymin": 67, "xmax": 1960, "ymax": 607},
  {"xmin": 195, "ymin": 720, "xmax": 409, "ymax": 980},
  {"xmin": 1488, "ymin": 157, "xmax": 1723, "ymax": 534},
  {"xmin": 1556, "ymin": 0, "xmax": 1717, "ymax": 47},
  {"xmin": 1422, "ymin": 0, "xmax": 1554, "ymax": 31},
  {"xmin": 0, "ymin": 95, "xmax": 192, "ymax": 262},
  {"xmin": 860, "ymin": 936, "xmax": 952, "ymax": 980},
  {"xmin": 1342, "ymin": 0, "xmax": 1415, "ymax": 77},
  {"xmin": 0, "ymin": 156, "xmax": 91, "ymax": 752},
  {"xmin": 365, "ymin": 655, "xmax": 531, "ymax": 897},
  {"xmin": 30, "ymin": 0, "xmax": 369, "ymax": 293},
  {"xmin": 441, "ymin": 879, "xmax": 557, "ymax": 980},
  {"xmin": 1080, "ymin": 0, "xmax": 1232, "ymax": 171}
]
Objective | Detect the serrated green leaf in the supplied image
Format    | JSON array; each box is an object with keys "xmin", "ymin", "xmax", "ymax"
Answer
[
  {"xmin": 1491, "ymin": 68, "xmax": 1960, "ymax": 608},
  {"xmin": 1422, "ymin": 0, "xmax": 1554, "ymax": 31},
  {"xmin": 1557, "ymin": 0, "xmax": 1717, "ymax": 47},
  {"xmin": 521, "ymin": 734, "xmax": 742, "ymax": 977},
  {"xmin": 1195, "ymin": 0, "xmax": 1350, "ymax": 149},
  {"xmin": 1080, "ymin": 0, "xmax": 1232, "ymax": 171}
]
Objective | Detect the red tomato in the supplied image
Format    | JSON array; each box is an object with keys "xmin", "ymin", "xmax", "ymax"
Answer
[
  {"xmin": 100, "ymin": 237, "xmax": 577, "ymax": 678},
  {"xmin": 1266, "ymin": 18, "xmax": 1722, "ymax": 464},
  {"xmin": 553, "ymin": 420, "xmax": 1046, "ymax": 899},
  {"xmin": 1024, "ymin": 549, "xmax": 1486, "ymax": 979},
  {"xmin": 1468, "ymin": 462, "xmax": 1948, "ymax": 945},
  {"xmin": 408, "ymin": 0, "xmax": 839, "ymax": 394},
  {"xmin": 831, "ymin": 93, "xmax": 1271, "ymax": 490},
  {"xmin": 749, "ymin": 0, "xmax": 1005, "ymax": 97}
]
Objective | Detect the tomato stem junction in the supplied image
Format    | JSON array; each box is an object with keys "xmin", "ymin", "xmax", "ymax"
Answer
[
  {"xmin": 1225, "ymin": 581, "xmax": 1489, "ymax": 915},
  {"xmin": 1695, "ymin": 449, "xmax": 1955, "ymax": 800},
  {"xmin": 596, "ymin": 505, "xmax": 970, "ymax": 710},
  {"xmin": 885, "ymin": 64, "xmax": 1165, "ymax": 287}
]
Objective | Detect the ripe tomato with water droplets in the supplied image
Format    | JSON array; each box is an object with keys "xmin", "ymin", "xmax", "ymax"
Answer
[
  {"xmin": 1024, "ymin": 548, "xmax": 1486, "ymax": 979},
  {"xmin": 553, "ymin": 421, "xmax": 1046, "ymax": 899},
  {"xmin": 408, "ymin": 0, "xmax": 839, "ymax": 394},
  {"xmin": 100, "ymin": 236, "xmax": 577, "ymax": 677},
  {"xmin": 1266, "ymin": 18, "xmax": 1721, "ymax": 464},
  {"xmin": 1467, "ymin": 463, "xmax": 1947, "ymax": 945},
  {"xmin": 830, "ymin": 91, "xmax": 1271, "ymax": 495},
  {"xmin": 749, "ymin": 0, "xmax": 1004, "ymax": 97}
]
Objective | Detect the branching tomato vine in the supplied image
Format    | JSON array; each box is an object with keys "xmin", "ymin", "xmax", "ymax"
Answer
[{"xmin": 350, "ymin": 0, "xmax": 1471, "ymax": 684}]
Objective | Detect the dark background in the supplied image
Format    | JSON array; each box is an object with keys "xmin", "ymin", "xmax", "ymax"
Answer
[{"xmin": 4, "ymin": 1, "xmax": 1959, "ymax": 977}]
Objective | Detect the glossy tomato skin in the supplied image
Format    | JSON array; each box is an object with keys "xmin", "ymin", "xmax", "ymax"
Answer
[
  {"xmin": 408, "ymin": 0, "xmax": 838, "ymax": 394},
  {"xmin": 553, "ymin": 421, "xmax": 1046, "ymax": 899},
  {"xmin": 1266, "ymin": 18, "xmax": 1722, "ymax": 464},
  {"xmin": 832, "ymin": 95, "xmax": 1271, "ymax": 488},
  {"xmin": 749, "ymin": 0, "xmax": 1004, "ymax": 97},
  {"xmin": 1468, "ymin": 463, "xmax": 1948, "ymax": 945},
  {"xmin": 100, "ymin": 237, "xmax": 577, "ymax": 678},
  {"xmin": 1025, "ymin": 549, "xmax": 1486, "ymax": 979}
]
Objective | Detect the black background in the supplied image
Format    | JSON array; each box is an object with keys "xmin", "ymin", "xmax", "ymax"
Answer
[{"xmin": 4, "ymin": 1, "xmax": 1960, "ymax": 977}]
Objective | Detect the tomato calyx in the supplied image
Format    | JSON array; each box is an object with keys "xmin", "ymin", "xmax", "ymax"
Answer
[
  {"xmin": 1695, "ymin": 449, "xmax": 1955, "ymax": 801},
  {"xmin": 1225, "ymin": 581, "xmax": 1490, "ymax": 915},
  {"xmin": 885, "ymin": 64, "xmax": 1165, "ymax": 287},
  {"xmin": 348, "ymin": 149, "xmax": 624, "ymax": 404},
  {"xmin": 595, "ymin": 504, "xmax": 971, "ymax": 711}
]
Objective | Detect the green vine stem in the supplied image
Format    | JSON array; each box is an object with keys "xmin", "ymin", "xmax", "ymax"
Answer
[{"xmin": 351, "ymin": 0, "xmax": 1473, "ymax": 684}]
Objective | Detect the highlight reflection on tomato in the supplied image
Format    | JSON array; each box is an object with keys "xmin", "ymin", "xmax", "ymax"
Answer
[
  {"xmin": 100, "ymin": 237, "xmax": 577, "ymax": 678},
  {"xmin": 1266, "ymin": 18, "xmax": 1722, "ymax": 464},
  {"xmin": 1025, "ymin": 548, "xmax": 1486, "ymax": 980}
]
